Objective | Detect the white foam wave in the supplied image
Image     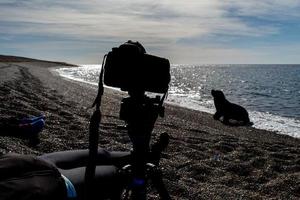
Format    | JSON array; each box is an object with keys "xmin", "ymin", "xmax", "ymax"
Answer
[
  {"xmin": 54, "ymin": 65, "xmax": 100, "ymax": 86},
  {"xmin": 54, "ymin": 65, "xmax": 123, "ymax": 92},
  {"xmin": 251, "ymin": 111, "xmax": 300, "ymax": 138},
  {"xmin": 166, "ymin": 94, "xmax": 215, "ymax": 114}
]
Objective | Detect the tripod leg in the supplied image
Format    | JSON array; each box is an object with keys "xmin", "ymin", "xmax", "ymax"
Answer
[{"xmin": 150, "ymin": 170, "xmax": 171, "ymax": 200}]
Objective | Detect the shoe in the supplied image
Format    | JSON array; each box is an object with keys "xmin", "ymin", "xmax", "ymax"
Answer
[{"xmin": 19, "ymin": 115, "xmax": 46, "ymax": 124}]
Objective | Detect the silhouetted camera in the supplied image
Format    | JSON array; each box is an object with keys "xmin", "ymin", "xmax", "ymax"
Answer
[{"xmin": 103, "ymin": 40, "xmax": 170, "ymax": 93}]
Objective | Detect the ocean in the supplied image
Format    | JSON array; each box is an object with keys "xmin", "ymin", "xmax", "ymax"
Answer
[{"xmin": 55, "ymin": 64, "xmax": 300, "ymax": 138}]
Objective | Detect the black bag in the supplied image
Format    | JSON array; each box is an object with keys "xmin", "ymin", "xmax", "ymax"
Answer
[{"xmin": 0, "ymin": 153, "xmax": 66, "ymax": 200}]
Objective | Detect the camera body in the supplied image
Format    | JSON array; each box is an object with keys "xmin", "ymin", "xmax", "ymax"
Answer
[{"xmin": 103, "ymin": 41, "xmax": 170, "ymax": 93}]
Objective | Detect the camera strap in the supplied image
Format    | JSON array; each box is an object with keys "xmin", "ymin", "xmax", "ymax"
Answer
[
  {"xmin": 85, "ymin": 54, "xmax": 107, "ymax": 200},
  {"xmin": 160, "ymin": 92, "xmax": 168, "ymax": 107},
  {"xmin": 92, "ymin": 54, "xmax": 107, "ymax": 109}
]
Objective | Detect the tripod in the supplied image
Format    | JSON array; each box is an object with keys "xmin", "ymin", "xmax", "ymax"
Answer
[
  {"xmin": 119, "ymin": 91, "xmax": 171, "ymax": 200},
  {"xmin": 86, "ymin": 41, "xmax": 171, "ymax": 200}
]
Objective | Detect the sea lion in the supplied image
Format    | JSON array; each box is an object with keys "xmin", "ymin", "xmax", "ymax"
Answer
[{"xmin": 211, "ymin": 90, "xmax": 252, "ymax": 126}]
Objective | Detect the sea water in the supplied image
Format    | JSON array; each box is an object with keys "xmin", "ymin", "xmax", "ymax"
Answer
[{"xmin": 56, "ymin": 64, "xmax": 300, "ymax": 138}]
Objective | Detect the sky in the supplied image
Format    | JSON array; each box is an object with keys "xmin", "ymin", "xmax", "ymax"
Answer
[{"xmin": 1, "ymin": 0, "xmax": 300, "ymax": 64}]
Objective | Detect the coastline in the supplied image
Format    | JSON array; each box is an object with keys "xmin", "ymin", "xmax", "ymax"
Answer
[
  {"xmin": 0, "ymin": 58, "xmax": 299, "ymax": 199},
  {"xmin": 56, "ymin": 65, "xmax": 300, "ymax": 138}
]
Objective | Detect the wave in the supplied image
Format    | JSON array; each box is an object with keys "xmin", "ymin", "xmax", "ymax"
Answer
[{"xmin": 251, "ymin": 111, "xmax": 300, "ymax": 138}]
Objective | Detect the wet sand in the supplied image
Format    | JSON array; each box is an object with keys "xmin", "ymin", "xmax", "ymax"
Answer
[{"xmin": 0, "ymin": 57, "xmax": 299, "ymax": 199}]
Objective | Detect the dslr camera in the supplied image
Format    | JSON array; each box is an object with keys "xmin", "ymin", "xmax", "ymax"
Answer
[
  {"xmin": 103, "ymin": 40, "xmax": 171, "ymax": 94},
  {"xmin": 102, "ymin": 41, "xmax": 170, "ymax": 122}
]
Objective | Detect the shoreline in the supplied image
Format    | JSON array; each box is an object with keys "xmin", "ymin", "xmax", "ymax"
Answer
[
  {"xmin": 55, "ymin": 65, "xmax": 300, "ymax": 138},
  {"xmin": 0, "ymin": 58, "xmax": 299, "ymax": 199}
]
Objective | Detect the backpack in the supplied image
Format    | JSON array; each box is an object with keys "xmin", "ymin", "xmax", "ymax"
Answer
[{"xmin": 0, "ymin": 153, "xmax": 66, "ymax": 200}]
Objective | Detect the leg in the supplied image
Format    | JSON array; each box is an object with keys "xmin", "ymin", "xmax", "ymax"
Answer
[
  {"xmin": 60, "ymin": 166, "xmax": 124, "ymax": 200},
  {"xmin": 39, "ymin": 149, "xmax": 130, "ymax": 169},
  {"xmin": 39, "ymin": 149, "xmax": 130, "ymax": 200},
  {"xmin": 222, "ymin": 116, "xmax": 230, "ymax": 125},
  {"xmin": 213, "ymin": 111, "xmax": 222, "ymax": 120}
]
